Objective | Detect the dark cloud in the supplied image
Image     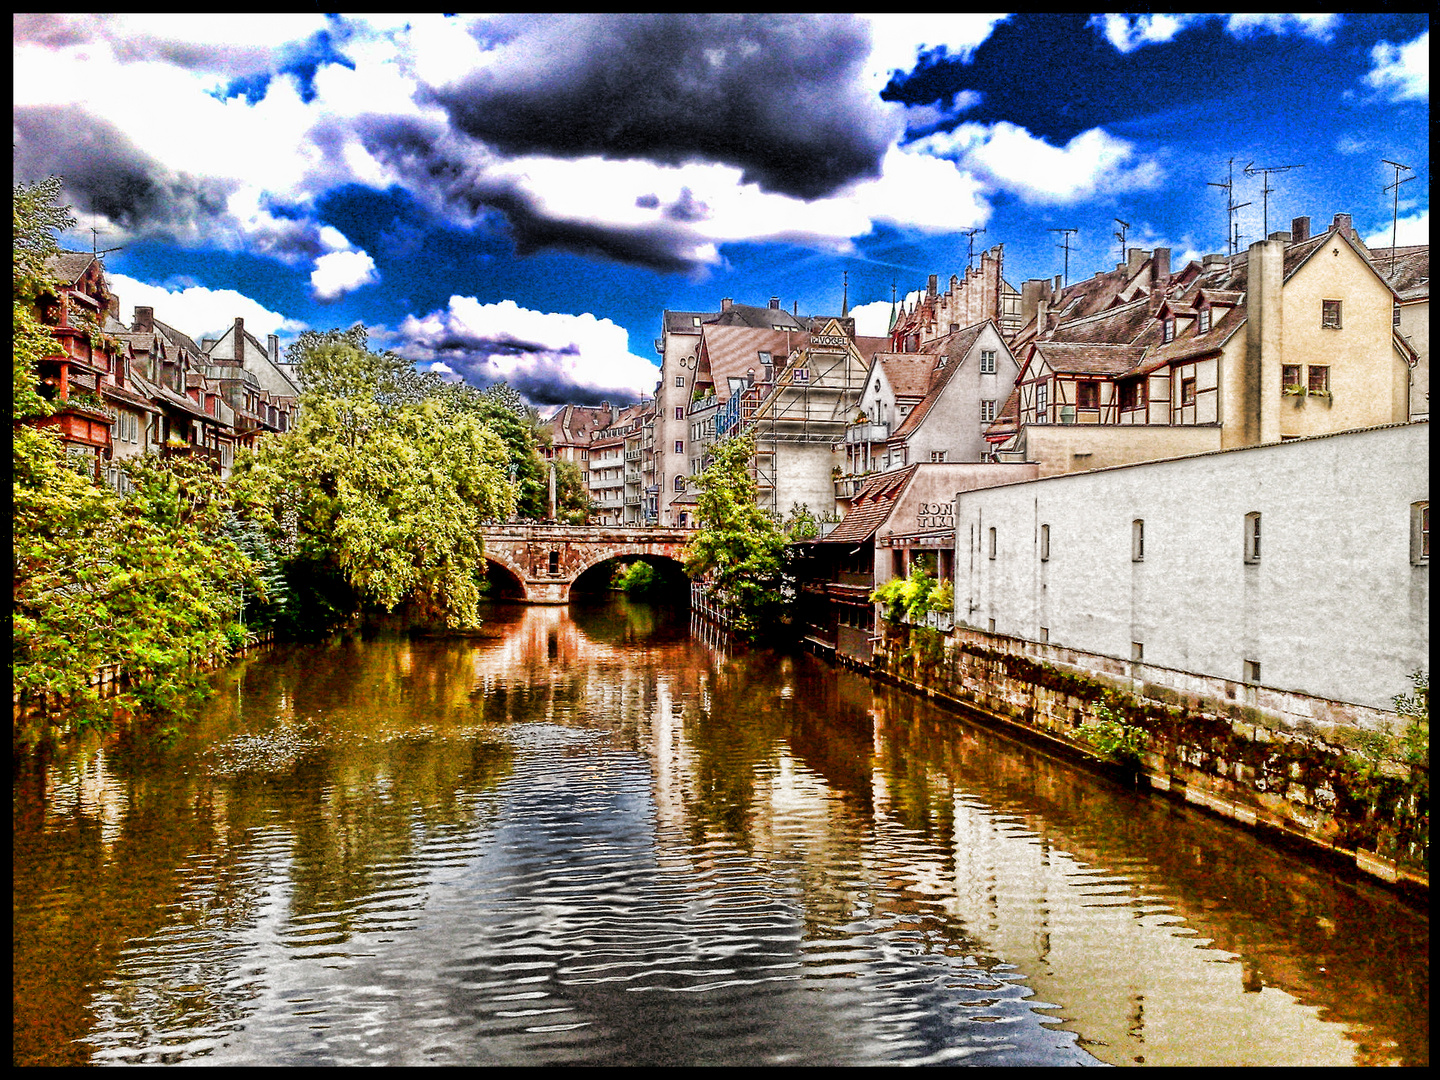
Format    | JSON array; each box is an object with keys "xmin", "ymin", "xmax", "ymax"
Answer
[
  {"xmin": 423, "ymin": 13, "xmax": 899, "ymax": 201},
  {"xmin": 12, "ymin": 106, "xmax": 325, "ymax": 261},
  {"xmin": 346, "ymin": 114, "xmax": 715, "ymax": 273}
]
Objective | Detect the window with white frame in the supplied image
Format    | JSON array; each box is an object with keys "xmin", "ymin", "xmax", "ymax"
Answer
[
  {"xmin": 1413, "ymin": 501, "xmax": 1429, "ymax": 564},
  {"xmin": 1040, "ymin": 523, "xmax": 1050, "ymax": 561},
  {"xmin": 981, "ymin": 399, "xmax": 996, "ymax": 422},
  {"xmin": 1198, "ymin": 306, "xmax": 1211, "ymax": 333},
  {"xmin": 1132, "ymin": 519, "xmax": 1145, "ymax": 562},
  {"xmin": 676, "ymin": 375, "xmax": 685, "ymax": 387},
  {"xmin": 1035, "ymin": 380, "xmax": 1048, "ymax": 422},
  {"xmin": 988, "ymin": 527, "xmax": 997, "ymax": 560},
  {"xmin": 930, "ymin": 450, "xmax": 946, "ymax": 462},
  {"xmin": 980, "ymin": 349, "xmax": 996, "ymax": 373},
  {"xmin": 675, "ymin": 406, "xmax": 684, "ymax": 420},
  {"xmin": 675, "ymin": 440, "xmax": 684, "ymax": 454},
  {"xmin": 1244, "ymin": 511, "xmax": 1261, "ymax": 563}
]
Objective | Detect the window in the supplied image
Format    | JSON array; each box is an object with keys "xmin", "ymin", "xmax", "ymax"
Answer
[
  {"xmin": 988, "ymin": 618, "xmax": 997, "ymax": 633},
  {"xmin": 1198, "ymin": 306, "xmax": 1211, "ymax": 333},
  {"xmin": 930, "ymin": 450, "xmax": 946, "ymax": 462},
  {"xmin": 549, "ymin": 551, "xmax": 560, "ymax": 575},
  {"xmin": 1132, "ymin": 519, "xmax": 1145, "ymax": 562},
  {"xmin": 1321, "ymin": 299, "xmax": 1342, "ymax": 329},
  {"xmin": 758, "ymin": 351, "xmax": 771, "ymax": 366},
  {"xmin": 675, "ymin": 440, "xmax": 684, "ymax": 454},
  {"xmin": 1040, "ymin": 523, "xmax": 1050, "ymax": 561},
  {"xmin": 1039, "ymin": 627, "xmax": 1049, "ymax": 643},
  {"xmin": 674, "ymin": 476, "xmax": 685, "ymax": 492},
  {"xmin": 1035, "ymin": 381, "xmax": 1048, "ymax": 422},
  {"xmin": 1181, "ymin": 377, "xmax": 1197, "ymax": 405},
  {"xmin": 980, "ymin": 349, "xmax": 996, "ymax": 373},
  {"xmin": 1077, "ymin": 381, "xmax": 1100, "ymax": 410},
  {"xmin": 1163, "ymin": 317, "xmax": 1176, "ymax": 343},
  {"xmin": 1413, "ymin": 501, "xmax": 1430, "ymax": 564},
  {"xmin": 678, "ymin": 512, "xmax": 689, "ymax": 527},
  {"xmin": 1282, "ymin": 363, "xmax": 1302, "ymax": 392},
  {"xmin": 1394, "ymin": 302, "xmax": 1402, "ymax": 328},
  {"xmin": 1243, "ymin": 659, "xmax": 1262, "ymax": 684},
  {"xmin": 676, "ymin": 375, "xmax": 686, "ymax": 387},
  {"xmin": 1131, "ymin": 642, "xmax": 1144, "ymax": 661},
  {"xmin": 981, "ymin": 399, "xmax": 997, "ymax": 422},
  {"xmin": 988, "ymin": 527, "xmax": 997, "ymax": 560},
  {"xmin": 1120, "ymin": 379, "xmax": 1146, "ymax": 411},
  {"xmin": 1232, "ymin": 511, "xmax": 1262, "ymax": 568},
  {"xmin": 675, "ymin": 406, "xmax": 684, "ymax": 420},
  {"xmin": 1308, "ymin": 365, "xmax": 1329, "ymax": 394}
]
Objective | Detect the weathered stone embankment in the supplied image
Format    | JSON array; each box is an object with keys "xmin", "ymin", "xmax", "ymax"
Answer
[{"xmin": 853, "ymin": 623, "xmax": 1427, "ymax": 902}]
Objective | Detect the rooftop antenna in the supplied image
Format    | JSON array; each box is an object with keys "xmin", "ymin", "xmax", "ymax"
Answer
[
  {"xmin": 959, "ymin": 227, "xmax": 986, "ymax": 271},
  {"xmin": 1207, "ymin": 157, "xmax": 1251, "ymax": 258},
  {"xmin": 1113, "ymin": 218, "xmax": 1130, "ymax": 268},
  {"xmin": 89, "ymin": 225, "xmax": 124, "ymax": 258},
  {"xmin": 1049, "ymin": 227, "xmax": 1077, "ymax": 286},
  {"xmin": 1243, "ymin": 161, "xmax": 1304, "ymax": 237},
  {"xmin": 1382, "ymin": 158, "xmax": 1415, "ymax": 277}
]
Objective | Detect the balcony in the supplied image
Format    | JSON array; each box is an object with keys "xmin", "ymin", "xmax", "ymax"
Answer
[
  {"xmin": 844, "ymin": 421, "xmax": 889, "ymax": 444},
  {"xmin": 625, "ymin": 449, "xmax": 641, "ymax": 461},
  {"xmin": 834, "ymin": 474, "xmax": 870, "ymax": 500}
]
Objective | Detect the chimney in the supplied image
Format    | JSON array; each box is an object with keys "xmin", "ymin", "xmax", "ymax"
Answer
[
  {"xmin": 1020, "ymin": 278, "xmax": 1051, "ymax": 328},
  {"xmin": 1331, "ymin": 212, "xmax": 1353, "ymax": 239},
  {"xmin": 134, "ymin": 305, "xmax": 153, "ymax": 334},
  {"xmin": 1053, "ymin": 274, "xmax": 1062, "ymax": 292},
  {"xmin": 1203, "ymin": 253, "xmax": 1228, "ymax": 273},
  {"xmin": 1268, "ymin": 231, "xmax": 1292, "ymax": 244},
  {"xmin": 1245, "ymin": 238, "xmax": 1286, "ymax": 446},
  {"xmin": 267, "ymin": 333, "xmax": 279, "ymax": 364},
  {"xmin": 792, "ymin": 300, "xmax": 798, "ymax": 315},
  {"xmin": 1036, "ymin": 298, "xmax": 1048, "ymax": 337},
  {"xmin": 927, "ymin": 274, "xmax": 938, "ymax": 298},
  {"xmin": 1152, "ymin": 247, "xmax": 1170, "ymax": 284},
  {"xmin": 768, "ymin": 296, "xmax": 779, "ymax": 310},
  {"xmin": 721, "ymin": 297, "xmax": 733, "ymax": 312},
  {"xmin": 1291, "ymin": 216, "xmax": 1310, "ymax": 243},
  {"xmin": 233, "ymin": 317, "xmax": 245, "ymax": 356},
  {"xmin": 1126, "ymin": 247, "xmax": 1145, "ymax": 275}
]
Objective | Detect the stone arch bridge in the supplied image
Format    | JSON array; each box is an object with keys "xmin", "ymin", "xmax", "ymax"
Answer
[{"xmin": 481, "ymin": 525, "xmax": 693, "ymax": 603}]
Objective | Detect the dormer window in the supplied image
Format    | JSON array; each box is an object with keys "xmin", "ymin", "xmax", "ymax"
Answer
[
  {"xmin": 1197, "ymin": 306, "xmax": 1211, "ymax": 333},
  {"xmin": 1163, "ymin": 317, "xmax": 1176, "ymax": 343}
]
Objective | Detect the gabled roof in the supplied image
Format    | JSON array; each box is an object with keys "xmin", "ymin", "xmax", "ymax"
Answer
[
  {"xmin": 889, "ymin": 323, "xmax": 991, "ymax": 441},
  {"xmin": 1031, "ymin": 342, "xmax": 1148, "ymax": 376},
  {"xmin": 873, "ymin": 352, "xmax": 937, "ymax": 398},
  {"xmin": 43, "ymin": 251, "xmax": 99, "ymax": 286},
  {"xmin": 152, "ymin": 317, "xmax": 204, "ymax": 356},
  {"xmin": 1374, "ymin": 244, "xmax": 1429, "ymax": 300},
  {"xmin": 697, "ymin": 324, "xmax": 810, "ymax": 403},
  {"xmin": 706, "ymin": 302, "xmax": 808, "ymax": 332},
  {"xmin": 663, "ymin": 310, "xmax": 718, "ymax": 335},
  {"xmin": 820, "ymin": 465, "xmax": 918, "ymax": 544},
  {"xmin": 1042, "ymin": 296, "xmax": 1152, "ymax": 346}
]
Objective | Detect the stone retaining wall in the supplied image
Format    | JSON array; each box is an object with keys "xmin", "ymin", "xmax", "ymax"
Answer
[{"xmin": 871, "ymin": 623, "xmax": 1427, "ymax": 897}]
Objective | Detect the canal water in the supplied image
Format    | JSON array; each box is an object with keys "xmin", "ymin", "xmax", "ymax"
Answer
[{"xmin": 13, "ymin": 600, "xmax": 1428, "ymax": 1066}]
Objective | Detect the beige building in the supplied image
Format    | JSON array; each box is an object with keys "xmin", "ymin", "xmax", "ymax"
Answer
[
  {"xmin": 953, "ymin": 421, "xmax": 1428, "ymax": 713},
  {"xmin": 989, "ymin": 214, "xmax": 1417, "ymax": 476}
]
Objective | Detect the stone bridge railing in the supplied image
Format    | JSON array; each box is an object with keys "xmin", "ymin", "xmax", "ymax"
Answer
[{"xmin": 480, "ymin": 524, "xmax": 694, "ymax": 604}]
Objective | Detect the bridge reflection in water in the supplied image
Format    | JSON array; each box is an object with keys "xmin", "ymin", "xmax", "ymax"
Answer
[
  {"xmin": 11, "ymin": 601, "xmax": 1427, "ymax": 1066},
  {"xmin": 481, "ymin": 524, "xmax": 693, "ymax": 603}
]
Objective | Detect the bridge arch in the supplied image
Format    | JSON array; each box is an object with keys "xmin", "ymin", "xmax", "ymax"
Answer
[
  {"xmin": 569, "ymin": 550, "xmax": 690, "ymax": 600},
  {"xmin": 479, "ymin": 525, "xmax": 694, "ymax": 604}
]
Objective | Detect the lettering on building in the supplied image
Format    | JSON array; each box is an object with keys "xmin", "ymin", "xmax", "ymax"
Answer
[{"xmin": 916, "ymin": 500, "xmax": 955, "ymax": 530}]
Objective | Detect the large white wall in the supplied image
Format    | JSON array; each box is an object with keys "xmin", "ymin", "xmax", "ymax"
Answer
[{"xmin": 954, "ymin": 422, "xmax": 1428, "ymax": 711}]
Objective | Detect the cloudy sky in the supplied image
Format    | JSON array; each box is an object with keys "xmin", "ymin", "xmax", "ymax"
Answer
[{"xmin": 14, "ymin": 13, "xmax": 1430, "ymax": 405}]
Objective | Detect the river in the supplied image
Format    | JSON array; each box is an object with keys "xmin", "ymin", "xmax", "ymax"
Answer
[{"xmin": 12, "ymin": 599, "xmax": 1428, "ymax": 1066}]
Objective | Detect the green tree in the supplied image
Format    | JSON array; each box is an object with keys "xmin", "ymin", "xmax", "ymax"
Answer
[
  {"xmin": 13, "ymin": 179, "xmax": 257, "ymax": 736},
  {"xmin": 683, "ymin": 432, "xmax": 788, "ymax": 641},
  {"xmin": 552, "ymin": 459, "xmax": 592, "ymax": 524},
  {"xmin": 235, "ymin": 338, "xmax": 518, "ymax": 631}
]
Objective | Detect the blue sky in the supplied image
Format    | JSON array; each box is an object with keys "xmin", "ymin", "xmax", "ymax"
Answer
[{"xmin": 14, "ymin": 13, "xmax": 1429, "ymax": 406}]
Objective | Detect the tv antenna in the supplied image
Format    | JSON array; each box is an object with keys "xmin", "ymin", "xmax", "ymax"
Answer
[
  {"xmin": 1113, "ymin": 218, "xmax": 1131, "ymax": 268},
  {"xmin": 1382, "ymin": 158, "xmax": 1415, "ymax": 276},
  {"xmin": 959, "ymin": 227, "xmax": 986, "ymax": 271},
  {"xmin": 1049, "ymin": 227, "xmax": 1077, "ymax": 286},
  {"xmin": 90, "ymin": 226, "xmax": 125, "ymax": 258},
  {"xmin": 1207, "ymin": 157, "xmax": 1252, "ymax": 258},
  {"xmin": 1243, "ymin": 161, "xmax": 1303, "ymax": 237}
]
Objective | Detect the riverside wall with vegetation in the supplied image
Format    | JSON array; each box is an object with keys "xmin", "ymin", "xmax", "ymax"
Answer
[{"xmin": 867, "ymin": 620, "xmax": 1427, "ymax": 897}]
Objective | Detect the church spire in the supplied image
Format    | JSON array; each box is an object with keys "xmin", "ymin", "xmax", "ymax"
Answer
[{"xmin": 841, "ymin": 269, "xmax": 849, "ymax": 318}]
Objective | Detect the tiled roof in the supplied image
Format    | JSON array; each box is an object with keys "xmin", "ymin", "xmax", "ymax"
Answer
[
  {"xmin": 1042, "ymin": 297, "xmax": 1152, "ymax": 346},
  {"xmin": 820, "ymin": 465, "xmax": 917, "ymax": 544},
  {"xmin": 1374, "ymin": 244, "xmax": 1429, "ymax": 299},
  {"xmin": 152, "ymin": 317, "xmax": 204, "ymax": 356},
  {"xmin": 707, "ymin": 302, "xmax": 808, "ymax": 331},
  {"xmin": 1032, "ymin": 342, "xmax": 1148, "ymax": 376},
  {"xmin": 663, "ymin": 310, "xmax": 716, "ymax": 334},
  {"xmin": 874, "ymin": 352, "xmax": 937, "ymax": 398},
  {"xmin": 100, "ymin": 381, "xmax": 160, "ymax": 412},
  {"xmin": 697, "ymin": 324, "xmax": 810, "ymax": 403},
  {"xmin": 44, "ymin": 251, "xmax": 98, "ymax": 285},
  {"xmin": 1132, "ymin": 303, "xmax": 1247, "ymax": 373},
  {"xmin": 889, "ymin": 323, "xmax": 990, "ymax": 441}
]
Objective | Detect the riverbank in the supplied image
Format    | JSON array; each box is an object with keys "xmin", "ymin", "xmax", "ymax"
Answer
[{"xmin": 775, "ymin": 615, "xmax": 1429, "ymax": 905}]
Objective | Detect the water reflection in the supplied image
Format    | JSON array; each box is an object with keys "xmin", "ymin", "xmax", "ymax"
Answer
[{"xmin": 12, "ymin": 601, "xmax": 1427, "ymax": 1066}]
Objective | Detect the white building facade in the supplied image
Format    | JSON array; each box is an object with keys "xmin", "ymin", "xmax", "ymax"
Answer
[{"xmin": 953, "ymin": 422, "xmax": 1428, "ymax": 712}]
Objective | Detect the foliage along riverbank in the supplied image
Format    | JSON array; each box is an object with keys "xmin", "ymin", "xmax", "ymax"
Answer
[{"xmin": 12, "ymin": 180, "xmax": 586, "ymax": 746}]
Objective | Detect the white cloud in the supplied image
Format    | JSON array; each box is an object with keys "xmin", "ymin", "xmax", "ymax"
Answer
[
  {"xmin": 1366, "ymin": 31, "xmax": 1429, "ymax": 102},
  {"xmin": 1088, "ymin": 13, "xmax": 1340, "ymax": 53},
  {"xmin": 1364, "ymin": 210, "xmax": 1429, "ymax": 249},
  {"xmin": 860, "ymin": 14, "xmax": 1008, "ymax": 91},
  {"xmin": 396, "ymin": 298, "xmax": 661, "ymax": 401},
  {"xmin": 107, "ymin": 272, "xmax": 306, "ymax": 342},
  {"xmin": 911, "ymin": 122, "xmax": 1163, "ymax": 204},
  {"xmin": 310, "ymin": 248, "xmax": 379, "ymax": 300},
  {"xmin": 849, "ymin": 299, "xmax": 898, "ymax": 338}
]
